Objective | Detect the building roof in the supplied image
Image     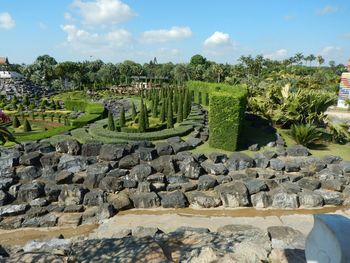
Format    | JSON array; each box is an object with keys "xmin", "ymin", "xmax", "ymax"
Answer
[{"xmin": 0, "ymin": 57, "xmax": 9, "ymax": 65}]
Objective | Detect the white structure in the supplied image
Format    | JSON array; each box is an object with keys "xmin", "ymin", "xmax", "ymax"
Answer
[
  {"xmin": 337, "ymin": 59, "xmax": 350, "ymax": 109},
  {"xmin": 305, "ymin": 214, "xmax": 350, "ymax": 263},
  {"xmin": 0, "ymin": 71, "xmax": 24, "ymax": 79}
]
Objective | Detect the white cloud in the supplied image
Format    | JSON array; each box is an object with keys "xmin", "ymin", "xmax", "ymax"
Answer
[
  {"xmin": 316, "ymin": 5, "xmax": 338, "ymax": 16},
  {"xmin": 141, "ymin": 26, "xmax": 192, "ymax": 43},
  {"xmin": 319, "ymin": 46, "xmax": 342, "ymax": 57},
  {"xmin": 64, "ymin": 12, "xmax": 74, "ymax": 21},
  {"xmin": 204, "ymin": 31, "xmax": 235, "ymax": 48},
  {"xmin": 72, "ymin": 0, "xmax": 135, "ymax": 26},
  {"xmin": 0, "ymin": 12, "xmax": 15, "ymax": 30},
  {"xmin": 61, "ymin": 24, "xmax": 133, "ymax": 54},
  {"xmin": 264, "ymin": 49, "xmax": 288, "ymax": 60}
]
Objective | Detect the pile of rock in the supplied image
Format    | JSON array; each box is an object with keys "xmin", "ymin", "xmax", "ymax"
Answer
[
  {"xmin": 0, "ymin": 224, "xmax": 306, "ymax": 262},
  {"xmin": 0, "ymin": 78, "xmax": 54, "ymax": 100},
  {"xmin": 0, "ymin": 139, "xmax": 349, "ymax": 230}
]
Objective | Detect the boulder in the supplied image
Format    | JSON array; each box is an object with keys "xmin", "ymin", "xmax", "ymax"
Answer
[
  {"xmin": 186, "ymin": 191, "xmax": 221, "ymax": 208},
  {"xmin": 99, "ymin": 176, "xmax": 123, "ymax": 192},
  {"xmin": 150, "ymin": 155, "xmax": 176, "ymax": 176},
  {"xmin": 244, "ymin": 179, "xmax": 268, "ymax": 194},
  {"xmin": 19, "ymin": 152, "xmax": 42, "ymax": 166},
  {"xmin": 171, "ymin": 141, "xmax": 191, "ymax": 154},
  {"xmin": 58, "ymin": 185, "xmax": 87, "ymax": 206},
  {"xmin": 55, "ymin": 170, "xmax": 74, "ymax": 184},
  {"xmin": 181, "ymin": 161, "xmax": 204, "ymax": 179},
  {"xmin": 107, "ymin": 192, "xmax": 132, "ymax": 210},
  {"xmin": 16, "ymin": 165, "xmax": 42, "ymax": 181},
  {"xmin": 201, "ymin": 160, "xmax": 228, "ymax": 175},
  {"xmin": 40, "ymin": 152, "xmax": 60, "ymax": 167},
  {"xmin": 186, "ymin": 138, "xmax": 203, "ymax": 148},
  {"xmin": 268, "ymin": 226, "xmax": 305, "ymax": 249},
  {"xmin": 298, "ymin": 191, "xmax": 324, "ymax": 207},
  {"xmin": 270, "ymin": 158, "xmax": 285, "ymax": 171},
  {"xmin": 132, "ymin": 226, "xmax": 163, "ymax": 237},
  {"xmin": 135, "ymin": 147, "xmax": 158, "ymax": 161},
  {"xmin": 159, "ymin": 190, "xmax": 187, "ymax": 208},
  {"xmin": 58, "ymin": 213, "xmax": 82, "ymax": 227},
  {"xmin": 81, "ymin": 143, "xmax": 102, "ymax": 157},
  {"xmin": 0, "ymin": 190, "xmax": 11, "ymax": 206},
  {"xmin": 225, "ymin": 152, "xmax": 254, "ymax": 171},
  {"xmin": 286, "ymin": 145, "xmax": 309, "ymax": 157},
  {"xmin": 251, "ymin": 192, "xmax": 270, "ymax": 208},
  {"xmin": 57, "ymin": 154, "xmax": 87, "ymax": 173},
  {"xmin": 197, "ymin": 175, "xmax": 217, "ymax": 191},
  {"xmin": 130, "ymin": 192, "xmax": 160, "ymax": 208},
  {"xmin": 56, "ymin": 139, "xmax": 81, "ymax": 155},
  {"xmin": 297, "ymin": 178, "xmax": 321, "ymax": 191},
  {"xmin": 129, "ymin": 164, "xmax": 153, "ymax": 182},
  {"xmin": 321, "ymin": 179, "xmax": 343, "ymax": 192},
  {"xmin": 315, "ymin": 190, "xmax": 343, "ymax": 205},
  {"xmin": 215, "ymin": 181, "xmax": 249, "ymax": 207},
  {"xmin": 155, "ymin": 142, "xmax": 173, "ymax": 156},
  {"xmin": 83, "ymin": 189, "xmax": 106, "ymax": 206},
  {"xmin": 208, "ymin": 152, "xmax": 228, "ymax": 164},
  {"xmin": 271, "ymin": 191, "xmax": 299, "ymax": 208},
  {"xmin": 118, "ymin": 153, "xmax": 140, "ymax": 169},
  {"xmin": 17, "ymin": 182, "xmax": 45, "ymax": 202},
  {"xmin": 107, "ymin": 168, "xmax": 128, "ymax": 177},
  {"xmin": 0, "ymin": 155, "xmax": 14, "ymax": 178},
  {"xmin": 99, "ymin": 144, "xmax": 128, "ymax": 161}
]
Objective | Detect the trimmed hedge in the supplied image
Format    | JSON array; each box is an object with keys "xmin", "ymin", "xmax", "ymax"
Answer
[
  {"xmin": 187, "ymin": 81, "xmax": 248, "ymax": 151},
  {"xmin": 64, "ymin": 100, "xmax": 105, "ymax": 127}
]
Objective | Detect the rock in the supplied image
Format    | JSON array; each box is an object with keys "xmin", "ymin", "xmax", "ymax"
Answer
[
  {"xmin": 171, "ymin": 141, "xmax": 191, "ymax": 154},
  {"xmin": 70, "ymin": 236, "xmax": 168, "ymax": 263},
  {"xmin": 15, "ymin": 165, "xmax": 42, "ymax": 181},
  {"xmin": 150, "ymin": 155, "xmax": 176, "ymax": 175},
  {"xmin": 167, "ymin": 136, "xmax": 182, "ymax": 144},
  {"xmin": 118, "ymin": 153, "xmax": 140, "ymax": 169},
  {"xmin": 322, "ymin": 155, "xmax": 342, "ymax": 164},
  {"xmin": 0, "ymin": 178, "xmax": 14, "ymax": 191},
  {"xmin": 270, "ymin": 158, "xmax": 285, "ymax": 171},
  {"xmin": 182, "ymin": 246, "xmax": 237, "ymax": 263},
  {"xmin": 186, "ymin": 138, "xmax": 202, "ymax": 148},
  {"xmin": 186, "ymin": 191, "xmax": 221, "ymax": 208},
  {"xmin": 253, "ymin": 153, "xmax": 269, "ymax": 168},
  {"xmin": 298, "ymin": 191, "xmax": 324, "ymax": 207},
  {"xmin": 197, "ymin": 175, "xmax": 217, "ymax": 191},
  {"xmin": 17, "ymin": 182, "xmax": 45, "ymax": 202},
  {"xmin": 285, "ymin": 159, "xmax": 301, "ymax": 172},
  {"xmin": 56, "ymin": 139, "xmax": 81, "ymax": 155},
  {"xmin": 0, "ymin": 204, "xmax": 29, "ymax": 216},
  {"xmin": 297, "ymin": 178, "xmax": 321, "ymax": 191},
  {"xmin": 132, "ymin": 226, "xmax": 163, "ymax": 237},
  {"xmin": 130, "ymin": 192, "xmax": 160, "ymax": 208},
  {"xmin": 271, "ymin": 191, "xmax": 299, "ymax": 208},
  {"xmin": 280, "ymin": 182, "xmax": 301, "ymax": 194},
  {"xmin": 81, "ymin": 143, "xmax": 102, "ymax": 157},
  {"xmin": 215, "ymin": 181, "xmax": 249, "ymax": 207},
  {"xmin": 129, "ymin": 164, "xmax": 153, "ymax": 181},
  {"xmin": 86, "ymin": 162, "xmax": 110, "ymax": 177},
  {"xmin": 286, "ymin": 145, "xmax": 309, "ymax": 157},
  {"xmin": 135, "ymin": 147, "xmax": 158, "ymax": 161},
  {"xmin": 0, "ymin": 216, "xmax": 24, "ymax": 229},
  {"xmin": 19, "ymin": 152, "xmax": 42, "ymax": 166},
  {"xmin": 83, "ymin": 189, "xmax": 106, "ymax": 206},
  {"xmin": 57, "ymin": 154, "xmax": 87, "ymax": 173},
  {"xmin": 64, "ymin": 204, "xmax": 84, "ymax": 213},
  {"xmin": 340, "ymin": 161, "xmax": 350, "ymax": 173},
  {"xmin": 268, "ymin": 226, "xmax": 305, "ymax": 249},
  {"xmin": 58, "ymin": 213, "xmax": 82, "ymax": 227},
  {"xmin": 248, "ymin": 143, "xmax": 260, "ymax": 151},
  {"xmin": 321, "ymin": 179, "xmax": 343, "ymax": 192},
  {"xmin": 29, "ymin": 197, "xmax": 49, "ymax": 207},
  {"xmin": 244, "ymin": 179, "xmax": 268, "ymax": 194},
  {"xmin": 99, "ymin": 144, "xmax": 128, "ymax": 161},
  {"xmin": 208, "ymin": 152, "xmax": 228, "ymax": 163},
  {"xmin": 155, "ymin": 142, "xmax": 173, "ymax": 156},
  {"xmin": 55, "ymin": 170, "xmax": 74, "ymax": 184},
  {"xmin": 201, "ymin": 160, "xmax": 228, "ymax": 175},
  {"xmin": 58, "ymin": 185, "xmax": 87, "ymax": 206},
  {"xmin": 181, "ymin": 161, "xmax": 204, "ymax": 179},
  {"xmin": 7, "ymin": 253, "xmax": 67, "ymax": 262},
  {"xmin": 107, "ymin": 192, "xmax": 132, "ymax": 210},
  {"xmin": 0, "ymin": 190, "xmax": 11, "ymax": 206},
  {"xmin": 107, "ymin": 168, "xmax": 128, "ymax": 177},
  {"xmin": 225, "ymin": 152, "xmax": 254, "ymax": 171},
  {"xmin": 99, "ymin": 176, "xmax": 123, "ymax": 192},
  {"xmin": 251, "ymin": 192, "xmax": 270, "ymax": 208},
  {"xmin": 40, "ymin": 152, "xmax": 60, "ymax": 167},
  {"xmin": 315, "ymin": 190, "xmax": 343, "ymax": 205},
  {"xmin": 0, "ymin": 155, "xmax": 14, "ymax": 177},
  {"xmin": 269, "ymin": 248, "xmax": 306, "ymax": 263},
  {"xmin": 159, "ymin": 190, "xmax": 187, "ymax": 208}
]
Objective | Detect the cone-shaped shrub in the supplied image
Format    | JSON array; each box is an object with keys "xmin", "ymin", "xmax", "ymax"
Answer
[
  {"xmin": 12, "ymin": 116, "xmax": 20, "ymax": 128},
  {"xmin": 167, "ymin": 97, "xmax": 174, "ymax": 128},
  {"xmin": 120, "ymin": 107, "xmax": 126, "ymax": 127},
  {"xmin": 23, "ymin": 119, "xmax": 32, "ymax": 132},
  {"xmin": 139, "ymin": 99, "xmax": 146, "ymax": 132},
  {"xmin": 177, "ymin": 93, "xmax": 183, "ymax": 123},
  {"xmin": 183, "ymin": 90, "xmax": 189, "ymax": 119},
  {"xmin": 131, "ymin": 102, "xmax": 137, "ymax": 120},
  {"xmin": 144, "ymin": 104, "xmax": 149, "ymax": 128},
  {"xmin": 160, "ymin": 99, "xmax": 166, "ymax": 123},
  {"xmin": 108, "ymin": 111, "xmax": 115, "ymax": 131}
]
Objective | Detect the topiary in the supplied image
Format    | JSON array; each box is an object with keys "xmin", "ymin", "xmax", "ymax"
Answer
[
  {"xmin": 177, "ymin": 92, "xmax": 183, "ymax": 123},
  {"xmin": 167, "ymin": 97, "xmax": 174, "ymax": 128},
  {"xmin": 23, "ymin": 119, "xmax": 32, "ymax": 132},
  {"xmin": 131, "ymin": 102, "xmax": 137, "ymax": 120},
  {"xmin": 138, "ymin": 99, "xmax": 146, "ymax": 132},
  {"xmin": 12, "ymin": 116, "xmax": 20, "ymax": 128},
  {"xmin": 119, "ymin": 107, "xmax": 126, "ymax": 127},
  {"xmin": 108, "ymin": 111, "xmax": 115, "ymax": 131},
  {"xmin": 160, "ymin": 99, "xmax": 166, "ymax": 123}
]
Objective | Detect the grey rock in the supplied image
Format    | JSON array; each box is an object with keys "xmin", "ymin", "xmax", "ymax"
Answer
[
  {"xmin": 315, "ymin": 190, "xmax": 343, "ymax": 205},
  {"xmin": 107, "ymin": 192, "xmax": 132, "ymax": 210},
  {"xmin": 19, "ymin": 152, "xmax": 42, "ymax": 166},
  {"xmin": 270, "ymin": 158, "xmax": 285, "ymax": 171},
  {"xmin": 251, "ymin": 192, "xmax": 270, "ymax": 208},
  {"xmin": 99, "ymin": 144, "xmax": 128, "ymax": 161},
  {"xmin": 298, "ymin": 191, "xmax": 324, "ymax": 207},
  {"xmin": 40, "ymin": 152, "xmax": 60, "ymax": 167},
  {"xmin": 99, "ymin": 176, "xmax": 123, "ymax": 192},
  {"xmin": 186, "ymin": 191, "xmax": 221, "ymax": 208},
  {"xmin": 286, "ymin": 145, "xmax": 309, "ymax": 157},
  {"xmin": 215, "ymin": 181, "xmax": 249, "ymax": 207},
  {"xmin": 298, "ymin": 178, "xmax": 321, "ymax": 191},
  {"xmin": 55, "ymin": 170, "xmax": 74, "ymax": 184},
  {"xmin": 81, "ymin": 143, "xmax": 102, "ymax": 157},
  {"xmin": 129, "ymin": 164, "xmax": 153, "ymax": 182},
  {"xmin": 0, "ymin": 190, "xmax": 11, "ymax": 206},
  {"xmin": 56, "ymin": 139, "xmax": 81, "ymax": 155},
  {"xmin": 132, "ymin": 226, "xmax": 162, "ymax": 237},
  {"xmin": 208, "ymin": 152, "xmax": 228, "ymax": 163},
  {"xmin": 159, "ymin": 190, "xmax": 187, "ymax": 208},
  {"xmin": 150, "ymin": 155, "xmax": 176, "ymax": 175},
  {"xmin": 0, "ymin": 204, "xmax": 29, "ymax": 216},
  {"xmin": 248, "ymin": 143, "xmax": 260, "ymax": 151},
  {"xmin": 83, "ymin": 189, "xmax": 106, "ymax": 206},
  {"xmin": 201, "ymin": 160, "xmax": 228, "ymax": 175},
  {"xmin": 118, "ymin": 153, "xmax": 140, "ymax": 169},
  {"xmin": 186, "ymin": 138, "xmax": 203, "ymax": 148},
  {"xmin": 17, "ymin": 182, "xmax": 45, "ymax": 202},
  {"xmin": 107, "ymin": 168, "xmax": 128, "ymax": 177},
  {"xmin": 16, "ymin": 165, "xmax": 42, "ymax": 181},
  {"xmin": 130, "ymin": 192, "xmax": 160, "ymax": 208},
  {"xmin": 244, "ymin": 179, "xmax": 268, "ymax": 194},
  {"xmin": 155, "ymin": 142, "xmax": 173, "ymax": 156},
  {"xmin": 321, "ymin": 179, "xmax": 343, "ymax": 192},
  {"xmin": 271, "ymin": 191, "xmax": 299, "ymax": 208},
  {"xmin": 171, "ymin": 141, "xmax": 191, "ymax": 154},
  {"xmin": 197, "ymin": 175, "xmax": 217, "ymax": 191},
  {"xmin": 0, "ymin": 178, "xmax": 14, "ymax": 190},
  {"xmin": 268, "ymin": 226, "xmax": 305, "ymax": 249},
  {"xmin": 136, "ymin": 147, "xmax": 158, "ymax": 161},
  {"xmin": 225, "ymin": 152, "xmax": 254, "ymax": 171},
  {"xmin": 181, "ymin": 161, "xmax": 203, "ymax": 179},
  {"xmin": 58, "ymin": 185, "xmax": 87, "ymax": 205},
  {"xmin": 57, "ymin": 154, "xmax": 87, "ymax": 173}
]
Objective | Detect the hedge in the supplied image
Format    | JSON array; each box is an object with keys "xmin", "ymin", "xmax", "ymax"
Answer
[
  {"xmin": 15, "ymin": 125, "xmax": 74, "ymax": 142},
  {"xmin": 187, "ymin": 81, "xmax": 247, "ymax": 151},
  {"xmin": 64, "ymin": 100, "xmax": 105, "ymax": 127}
]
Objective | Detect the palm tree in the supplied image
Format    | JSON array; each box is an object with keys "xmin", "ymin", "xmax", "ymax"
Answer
[
  {"xmin": 317, "ymin": 55, "xmax": 325, "ymax": 67},
  {"xmin": 0, "ymin": 126, "xmax": 16, "ymax": 144}
]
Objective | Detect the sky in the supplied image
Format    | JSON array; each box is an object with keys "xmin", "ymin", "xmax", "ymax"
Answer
[{"xmin": 0, "ymin": 0, "xmax": 349, "ymax": 65}]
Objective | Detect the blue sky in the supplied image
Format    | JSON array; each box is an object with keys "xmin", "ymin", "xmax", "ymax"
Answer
[{"xmin": 0, "ymin": 0, "xmax": 349, "ymax": 64}]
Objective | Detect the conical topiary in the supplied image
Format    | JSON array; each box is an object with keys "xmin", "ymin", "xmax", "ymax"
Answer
[
  {"xmin": 119, "ymin": 107, "xmax": 126, "ymax": 127},
  {"xmin": 23, "ymin": 119, "xmax": 32, "ymax": 132},
  {"xmin": 108, "ymin": 111, "xmax": 115, "ymax": 131},
  {"xmin": 167, "ymin": 97, "xmax": 174, "ymax": 128},
  {"xmin": 12, "ymin": 116, "xmax": 20, "ymax": 128},
  {"xmin": 131, "ymin": 102, "xmax": 137, "ymax": 120},
  {"xmin": 139, "ymin": 99, "xmax": 146, "ymax": 132}
]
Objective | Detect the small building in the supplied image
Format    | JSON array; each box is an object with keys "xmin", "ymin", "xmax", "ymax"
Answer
[
  {"xmin": 337, "ymin": 58, "xmax": 350, "ymax": 109},
  {"xmin": 0, "ymin": 57, "xmax": 24, "ymax": 79}
]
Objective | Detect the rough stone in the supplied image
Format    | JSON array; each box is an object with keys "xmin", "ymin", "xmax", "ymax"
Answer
[
  {"xmin": 215, "ymin": 181, "xmax": 249, "ymax": 207},
  {"xmin": 159, "ymin": 190, "xmax": 187, "ymax": 208}
]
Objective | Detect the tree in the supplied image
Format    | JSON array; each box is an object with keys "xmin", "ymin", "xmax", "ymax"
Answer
[
  {"xmin": 317, "ymin": 55, "xmax": 325, "ymax": 67},
  {"xmin": 144, "ymin": 104, "xmax": 149, "ymax": 128},
  {"xmin": 190, "ymin": 54, "xmax": 207, "ymax": 67},
  {"xmin": 183, "ymin": 89, "xmax": 189, "ymax": 119},
  {"xmin": 23, "ymin": 119, "xmax": 32, "ymax": 132},
  {"xmin": 0, "ymin": 126, "xmax": 16, "ymax": 144},
  {"xmin": 167, "ymin": 97, "xmax": 174, "ymax": 128},
  {"xmin": 138, "ymin": 99, "xmax": 146, "ymax": 132},
  {"xmin": 108, "ymin": 111, "xmax": 115, "ymax": 131},
  {"xmin": 160, "ymin": 99, "xmax": 166, "ymax": 122},
  {"xmin": 119, "ymin": 107, "xmax": 126, "ymax": 127},
  {"xmin": 131, "ymin": 102, "xmax": 137, "ymax": 120},
  {"xmin": 23, "ymin": 95, "xmax": 29, "ymax": 106},
  {"xmin": 12, "ymin": 116, "xmax": 20, "ymax": 128},
  {"xmin": 177, "ymin": 92, "xmax": 183, "ymax": 123}
]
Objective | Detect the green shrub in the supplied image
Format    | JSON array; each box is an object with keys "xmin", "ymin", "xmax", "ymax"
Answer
[
  {"xmin": 167, "ymin": 97, "xmax": 174, "ymax": 128},
  {"xmin": 120, "ymin": 107, "xmax": 126, "ymax": 127},
  {"xmin": 108, "ymin": 111, "xmax": 115, "ymax": 131},
  {"xmin": 16, "ymin": 126, "xmax": 73, "ymax": 142},
  {"xmin": 23, "ymin": 119, "xmax": 32, "ymax": 132},
  {"xmin": 131, "ymin": 102, "xmax": 137, "ymax": 120},
  {"xmin": 187, "ymin": 81, "xmax": 248, "ymax": 151},
  {"xmin": 291, "ymin": 123, "xmax": 323, "ymax": 147},
  {"xmin": 12, "ymin": 116, "xmax": 20, "ymax": 128}
]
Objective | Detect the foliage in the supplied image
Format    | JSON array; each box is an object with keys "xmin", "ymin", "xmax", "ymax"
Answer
[
  {"xmin": 326, "ymin": 122, "xmax": 350, "ymax": 144},
  {"xmin": 0, "ymin": 126, "xmax": 16, "ymax": 144},
  {"xmin": 23, "ymin": 119, "xmax": 32, "ymax": 132},
  {"xmin": 108, "ymin": 111, "xmax": 115, "ymax": 131},
  {"xmin": 138, "ymin": 98, "xmax": 146, "ymax": 132},
  {"xmin": 119, "ymin": 107, "xmax": 126, "ymax": 127},
  {"xmin": 167, "ymin": 97, "xmax": 174, "ymax": 128},
  {"xmin": 15, "ymin": 125, "xmax": 73, "ymax": 142},
  {"xmin": 131, "ymin": 102, "xmax": 137, "ymax": 120},
  {"xmin": 12, "ymin": 116, "xmax": 20, "ymax": 128},
  {"xmin": 290, "ymin": 123, "xmax": 324, "ymax": 146}
]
